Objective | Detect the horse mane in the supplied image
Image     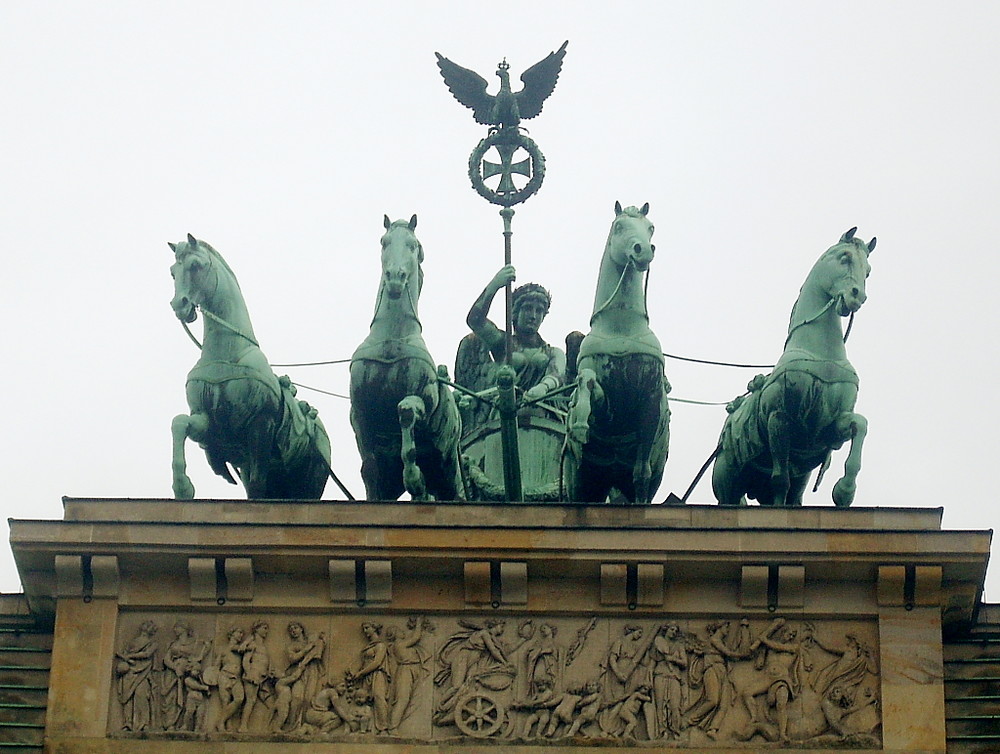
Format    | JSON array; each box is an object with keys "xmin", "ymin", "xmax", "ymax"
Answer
[
  {"xmin": 193, "ymin": 239, "xmax": 243, "ymax": 293},
  {"xmin": 616, "ymin": 205, "xmax": 646, "ymax": 219}
]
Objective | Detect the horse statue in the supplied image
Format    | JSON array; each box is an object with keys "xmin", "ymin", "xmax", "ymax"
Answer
[
  {"xmin": 169, "ymin": 234, "xmax": 331, "ymax": 500},
  {"xmin": 350, "ymin": 215, "xmax": 465, "ymax": 501},
  {"xmin": 563, "ymin": 202, "xmax": 671, "ymax": 503},
  {"xmin": 712, "ymin": 227, "xmax": 874, "ymax": 507}
]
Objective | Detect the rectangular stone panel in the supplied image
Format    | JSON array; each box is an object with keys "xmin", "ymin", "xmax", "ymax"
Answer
[{"xmin": 106, "ymin": 610, "xmax": 882, "ymax": 749}]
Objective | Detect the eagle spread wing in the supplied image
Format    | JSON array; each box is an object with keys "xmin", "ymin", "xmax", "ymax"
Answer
[
  {"xmin": 516, "ymin": 40, "xmax": 568, "ymax": 120},
  {"xmin": 435, "ymin": 41, "xmax": 569, "ymax": 127},
  {"xmin": 435, "ymin": 53, "xmax": 494, "ymax": 125}
]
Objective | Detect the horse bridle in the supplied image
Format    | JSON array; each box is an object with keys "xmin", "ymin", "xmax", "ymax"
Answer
[{"xmin": 177, "ymin": 249, "xmax": 259, "ymax": 350}]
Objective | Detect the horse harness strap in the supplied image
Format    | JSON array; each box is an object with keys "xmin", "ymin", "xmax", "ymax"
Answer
[
  {"xmin": 768, "ymin": 357, "xmax": 859, "ymax": 388},
  {"xmin": 589, "ymin": 260, "xmax": 651, "ymax": 325},
  {"xmin": 200, "ymin": 307, "xmax": 259, "ymax": 347},
  {"xmin": 351, "ymin": 335, "xmax": 438, "ymax": 371},
  {"xmin": 186, "ymin": 361, "xmax": 281, "ymax": 398}
]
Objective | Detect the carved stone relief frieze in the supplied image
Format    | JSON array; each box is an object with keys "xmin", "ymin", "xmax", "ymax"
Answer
[{"xmin": 110, "ymin": 614, "xmax": 881, "ymax": 747}]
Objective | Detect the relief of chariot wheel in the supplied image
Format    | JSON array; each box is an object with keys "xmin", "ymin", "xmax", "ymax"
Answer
[
  {"xmin": 468, "ymin": 128, "xmax": 546, "ymax": 207},
  {"xmin": 454, "ymin": 690, "xmax": 506, "ymax": 738}
]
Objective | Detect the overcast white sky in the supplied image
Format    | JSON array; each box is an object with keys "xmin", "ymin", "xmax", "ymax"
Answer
[{"xmin": 1, "ymin": 2, "xmax": 996, "ymax": 598}]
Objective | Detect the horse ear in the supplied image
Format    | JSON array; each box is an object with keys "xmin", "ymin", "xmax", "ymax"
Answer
[
  {"xmin": 867, "ymin": 237, "xmax": 877, "ymax": 255},
  {"xmin": 409, "ymin": 214, "xmax": 418, "ymax": 231},
  {"xmin": 614, "ymin": 201, "xmax": 623, "ymax": 216},
  {"xmin": 187, "ymin": 233, "xmax": 198, "ymax": 246},
  {"xmin": 384, "ymin": 215, "xmax": 391, "ymax": 230},
  {"xmin": 640, "ymin": 202, "xmax": 650, "ymax": 216},
  {"xmin": 168, "ymin": 241, "xmax": 177, "ymax": 252},
  {"xmin": 841, "ymin": 227, "xmax": 857, "ymax": 242}
]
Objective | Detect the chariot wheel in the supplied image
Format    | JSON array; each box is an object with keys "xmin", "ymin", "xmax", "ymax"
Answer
[{"xmin": 454, "ymin": 691, "xmax": 505, "ymax": 738}]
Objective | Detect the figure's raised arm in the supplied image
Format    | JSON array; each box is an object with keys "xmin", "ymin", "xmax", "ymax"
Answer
[{"xmin": 467, "ymin": 266, "xmax": 516, "ymax": 358}]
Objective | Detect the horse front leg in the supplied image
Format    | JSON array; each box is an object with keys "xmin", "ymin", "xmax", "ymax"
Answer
[
  {"xmin": 398, "ymin": 395, "xmax": 428, "ymax": 501},
  {"xmin": 832, "ymin": 412, "xmax": 867, "ymax": 507},
  {"xmin": 631, "ymin": 385, "xmax": 667, "ymax": 504},
  {"xmin": 766, "ymin": 410, "xmax": 791, "ymax": 506},
  {"xmin": 171, "ymin": 412, "xmax": 209, "ymax": 500},
  {"xmin": 712, "ymin": 447, "xmax": 746, "ymax": 506},
  {"xmin": 567, "ymin": 368, "xmax": 602, "ymax": 445}
]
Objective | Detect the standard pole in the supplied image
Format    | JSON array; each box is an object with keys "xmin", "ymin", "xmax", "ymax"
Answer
[
  {"xmin": 498, "ymin": 207, "xmax": 522, "ymax": 502},
  {"xmin": 501, "ymin": 207, "xmax": 515, "ymax": 364}
]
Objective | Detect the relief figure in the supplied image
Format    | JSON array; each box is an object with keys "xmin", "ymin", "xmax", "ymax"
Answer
[
  {"xmin": 238, "ymin": 620, "xmax": 273, "ymax": 732},
  {"xmin": 270, "ymin": 621, "xmax": 326, "ymax": 732},
  {"xmin": 650, "ymin": 622, "xmax": 687, "ymax": 739},
  {"xmin": 387, "ymin": 616, "xmax": 435, "ymax": 733},
  {"xmin": 598, "ymin": 624, "xmax": 656, "ymax": 739},
  {"xmin": 114, "ymin": 621, "xmax": 160, "ymax": 732},
  {"xmin": 160, "ymin": 621, "xmax": 208, "ymax": 731},
  {"xmin": 179, "ymin": 659, "xmax": 210, "ymax": 731},
  {"xmin": 346, "ymin": 622, "xmax": 392, "ymax": 733},
  {"xmin": 207, "ymin": 626, "xmax": 246, "ymax": 732}
]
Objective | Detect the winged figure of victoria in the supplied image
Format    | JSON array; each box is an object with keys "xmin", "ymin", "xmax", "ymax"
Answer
[{"xmin": 435, "ymin": 41, "xmax": 568, "ymax": 132}]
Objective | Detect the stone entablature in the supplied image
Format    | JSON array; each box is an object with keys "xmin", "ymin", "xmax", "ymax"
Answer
[{"xmin": 8, "ymin": 500, "xmax": 992, "ymax": 753}]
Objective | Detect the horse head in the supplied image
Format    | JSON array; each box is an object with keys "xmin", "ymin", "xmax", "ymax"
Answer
[
  {"xmin": 817, "ymin": 227, "xmax": 875, "ymax": 317},
  {"xmin": 607, "ymin": 201, "xmax": 656, "ymax": 272},
  {"xmin": 168, "ymin": 233, "xmax": 216, "ymax": 324},
  {"xmin": 380, "ymin": 214, "xmax": 423, "ymax": 300}
]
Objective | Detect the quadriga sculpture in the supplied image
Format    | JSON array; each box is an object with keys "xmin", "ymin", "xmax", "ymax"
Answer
[
  {"xmin": 564, "ymin": 202, "xmax": 671, "ymax": 503},
  {"xmin": 712, "ymin": 227, "xmax": 874, "ymax": 507},
  {"xmin": 350, "ymin": 215, "xmax": 464, "ymax": 500},
  {"xmin": 169, "ymin": 235, "xmax": 331, "ymax": 499}
]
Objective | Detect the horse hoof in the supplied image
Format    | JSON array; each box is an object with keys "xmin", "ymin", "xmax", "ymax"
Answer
[
  {"xmin": 833, "ymin": 479, "xmax": 856, "ymax": 507},
  {"xmin": 568, "ymin": 423, "xmax": 589, "ymax": 444},
  {"xmin": 173, "ymin": 477, "xmax": 195, "ymax": 500}
]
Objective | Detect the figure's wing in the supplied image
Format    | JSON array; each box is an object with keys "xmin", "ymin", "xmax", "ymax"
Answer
[
  {"xmin": 435, "ymin": 53, "xmax": 495, "ymax": 125},
  {"xmin": 516, "ymin": 40, "xmax": 568, "ymax": 120},
  {"xmin": 455, "ymin": 333, "xmax": 496, "ymax": 436},
  {"xmin": 455, "ymin": 333, "xmax": 495, "ymax": 394}
]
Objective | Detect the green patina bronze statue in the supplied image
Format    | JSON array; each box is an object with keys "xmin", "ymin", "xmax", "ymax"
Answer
[
  {"xmin": 456, "ymin": 266, "xmax": 566, "ymax": 430},
  {"xmin": 564, "ymin": 203, "xmax": 671, "ymax": 504},
  {"xmin": 455, "ymin": 267, "xmax": 569, "ymax": 501},
  {"xmin": 436, "ymin": 42, "xmax": 567, "ymax": 207},
  {"xmin": 712, "ymin": 228, "xmax": 875, "ymax": 507},
  {"xmin": 435, "ymin": 42, "xmax": 567, "ymax": 134},
  {"xmin": 168, "ymin": 235, "xmax": 331, "ymax": 500},
  {"xmin": 350, "ymin": 215, "xmax": 465, "ymax": 501}
]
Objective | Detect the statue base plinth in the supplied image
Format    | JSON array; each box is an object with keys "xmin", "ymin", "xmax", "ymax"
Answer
[{"xmin": 9, "ymin": 499, "xmax": 991, "ymax": 752}]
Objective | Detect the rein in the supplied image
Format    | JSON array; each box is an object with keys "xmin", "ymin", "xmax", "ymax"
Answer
[
  {"xmin": 782, "ymin": 295, "xmax": 856, "ymax": 348},
  {"xmin": 590, "ymin": 259, "xmax": 650, "ymax": 325},
  {"xmin": 177, "ymin": 248, "xmax": 259, "ymax": 350},
  {"xmin": 369, "ymin": 278, "xmax": 422, "ymax": 331},
  {"xmin": 179, "ymin": 307, "xmax": 259, "ymax": 351}
]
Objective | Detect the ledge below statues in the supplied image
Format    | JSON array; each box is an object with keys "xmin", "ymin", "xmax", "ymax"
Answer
[{"xmin": 8, "ymin": 499, "xmax": 990, "ymax": 753}]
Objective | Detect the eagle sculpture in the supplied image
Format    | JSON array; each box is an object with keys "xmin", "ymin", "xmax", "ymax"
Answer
[{"xmin": 435, "ymin": 41, "xmax": 568, "ymax": 131}]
